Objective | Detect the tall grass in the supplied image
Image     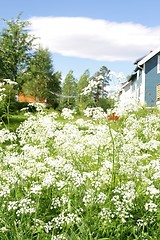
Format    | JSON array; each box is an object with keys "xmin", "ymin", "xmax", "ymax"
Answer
[{"xmin": 0, "ymin": 105, "xmax": 160, "ymax": 239}]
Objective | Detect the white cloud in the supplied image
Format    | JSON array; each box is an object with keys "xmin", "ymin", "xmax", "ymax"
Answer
[{"xmin": 28, "ymin": 16, "xmax": 160, "ymax": 61}]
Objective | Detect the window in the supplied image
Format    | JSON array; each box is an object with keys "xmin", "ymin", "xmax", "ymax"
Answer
[
  {"xmin": 157, "ymin": 84, "xmax": 160, "ymax": 101},
  {"xmin": 157, "ymin": 55, "xmax": 160, "ymax": 73}
]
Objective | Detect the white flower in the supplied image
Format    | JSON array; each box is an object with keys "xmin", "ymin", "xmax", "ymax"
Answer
[
  {"xmin": 30, "ymin": 184, "xmax": 42, "ymax": 195},
  {"xmin": 83, "ymin": 107, "xmax": 105, "ymax": 120},
  {"xmin": 0, "ymin": 129, "xmax": 17, "ymax": 143},
  {"xmin": 61, "ymin": 108, "xmax": 74, "ymax": 120},
  {"xmin": 3, "ymin": 79, "xmax": 18, "ymax": 85},
  {"xmin": 0, "ymin": 227, "xmax": 8, "ymax": 233},
  {"xmin": 146, "ymin": 185, "xmax": 160, "ymax": 197},
  {"xmin": 137, "ymin": 219, "xmax": 147, "ymax": 227},
  {"xmin": 96, "ymin": 192, "xmax": 107, "ymax": 204},
  {"xmin": 145, "ymin": 201, "xmax": 157, "ymax": 212}
]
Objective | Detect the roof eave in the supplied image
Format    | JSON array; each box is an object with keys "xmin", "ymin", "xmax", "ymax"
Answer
[{"xmin": 138, "ymin": 47, "xmax": 160, "ymax": 66}]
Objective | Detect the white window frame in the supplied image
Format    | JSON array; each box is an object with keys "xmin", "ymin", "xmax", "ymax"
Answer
[{"xmin": 157, "ymin": 55, "xmax": 160, "ymax": 73}]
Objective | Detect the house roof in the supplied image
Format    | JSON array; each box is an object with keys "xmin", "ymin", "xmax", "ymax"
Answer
[
  {"xmin": 138, "ymin": 46, "xmax": 160, "ymax": 66},
  {"xmin": 120, "ymin": 71, "xmax": 137, "ymax": 89},
  {"xmin": 134, "ymin": 55, "xmax": 146, "ymax": 65},
  {"xmin": 120, "ymin": 79, "xmax": 132, "ymax": 89},
  {"xmin": 120, "ymin": 46, "xmax": 160, "ymax": 92},
  {"xmin": 128, "ymin": 71, "xmax": 137, "ymax": 81}
]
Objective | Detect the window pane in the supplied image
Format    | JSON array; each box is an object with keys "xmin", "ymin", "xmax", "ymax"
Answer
[{"xmin": 157, "ymin": 84, "xmax": 160, "ymax": 101}]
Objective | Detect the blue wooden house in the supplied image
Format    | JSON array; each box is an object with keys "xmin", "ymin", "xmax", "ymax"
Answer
[{"xmin": 119, "ymin": 47, "xmax": 160, "ymax": 106}]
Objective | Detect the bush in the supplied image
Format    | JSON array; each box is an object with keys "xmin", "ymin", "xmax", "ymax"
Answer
[
  {"xmin": 96, "ymin": 97, "xmax": 115, "ymax": 111},
  {"xmin": 0, "ymin": 83, "xmax": 17, "ymax": 116}
]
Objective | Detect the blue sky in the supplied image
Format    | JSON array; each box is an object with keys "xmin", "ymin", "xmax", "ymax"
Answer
[{"xmin": 1, "ymin": 0, "xmax": 160, "ymax": 80}]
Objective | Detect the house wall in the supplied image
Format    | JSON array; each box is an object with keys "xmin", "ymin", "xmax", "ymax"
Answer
[
  {"xmin": 131, "ymin": 76, "xmax": 137, "ymax": 99},
  {"xmin": 119, "ymin": 70, "xmax": 146, "ymax": 106},
  {"xmin": 18, "ymin": 92, "xmax": 46, "ymax": 103},
  {"xmin": 119, "ymin": 81, "xmax": 132, "ymax": 103},
  {"xmin": 131, "ymin": 72, "xmax": 142, "ymax": 101},
  {"xmin": 136, "ymin": 70, "xmax": 145, "ymax": 104},
  {"xmin": 145, "ymin": 53, "xmax": 160, "ymax": 106},
  {"xmin": 18, "ymin": 92, "xmax": 37, "ymax": 103},
  {"xmin": 140, "ymin": 66, "xmax": 145, "ymax": 104}
]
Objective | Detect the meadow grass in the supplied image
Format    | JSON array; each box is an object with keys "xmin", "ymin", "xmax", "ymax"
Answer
[
  {"xmin": 0, "ymin": 114, "xmax": 28, "ymax": 131},
  {"xmin": 0, "ymin": 105, "xmax": 160, "ymax": 239}
]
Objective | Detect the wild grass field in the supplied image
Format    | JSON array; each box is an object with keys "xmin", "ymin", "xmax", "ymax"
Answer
[{"xmin": 0, "ymin": 105, "xmax": 160, "ymax": 240}]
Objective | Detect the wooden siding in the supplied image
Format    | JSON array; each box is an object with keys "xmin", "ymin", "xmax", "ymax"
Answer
[
  {"xmin": 18, "ymin": 92, "xmax": 46, "ymax": 103},
  {"xmin": 145, "ymin": 53, "xmax": 160, "ymax": 106}
]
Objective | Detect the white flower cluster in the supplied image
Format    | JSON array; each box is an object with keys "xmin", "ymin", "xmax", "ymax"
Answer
[
  {"xmin": 0, "ymin": 129, "xmax": 17, "ymax": 143},
  {"xmin": 0, "ymin": 86, "xmax": 6, "ymax": 101},
  {"xmin": 0, "ymin": 105, "xmax": 159, "ymax": 238},
  {"xmin": 81, "ymin": 78, "xmax": 101, "ymax": 96},
  {"xmin": 108, "ymin": 98, "xmax": 143, "ymax": 117},
  {"xmin": 145, "ymin": 200, "xmax": 157, "ymax": 212},
  {"xmin": 111, "ymin": 181, "xmax": 136, "ymax": 223},
  {"xmin": 28, "ymin": 102, "xmax": 46, "ymax": 112},
  {"xmin": 16, "ymin": 113, "xmax": 58, "ymax": 145},
  {"xmin": 45, "ymin": 211, "xmax": 81, "ymax": 232},
  {"xmin": 83, "ymin": 107, "xmax": 105, "ymax": 120},
  {"xmin": 51, "ymin": 234, "xmax": 67, "ymax": 240},
  {"xmin": 99, "ymin": 208, "xmax": 114, "ymax": 223},
  {"xmin": 3, "ymin": 79, "xmax": 18, "ymax": 85},
  {"xmin": 8, "ymin": 198, "xmax": 36, "ymax": 216},
  {"xmin": 51, "ymin": 194, "xmax": 68, "ymax": 209},
  {"xmin": 61, "ymin": 108, "xmax": 74, "ymax": 120}
]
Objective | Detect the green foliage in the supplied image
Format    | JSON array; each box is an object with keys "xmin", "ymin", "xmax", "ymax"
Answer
[
  {"xmin": 47, "ymin": 71, "xmax": 62, "ymax": 109},
  {"xmin": 77, "ymin": 69, "xmax": 93, "ymax": 109},
  {"xmin": 0, "ymin": 15, "xmax": 62, "ymax": 113},
  {"xmin": 0, "ymin": 15, "xmax": 116, "ymax": 113},
  {"xmin": 0, "ymin": 82, "xmax": 17, "ymax": 122},
  {"xmin": 77, "ymin": 66, "xmax": 113, "ymax": 111},
  {"xmin": 60, "ymin": 70, "xmax": 77, "ymax": 109},
  {"xmin": 91, "ymin": 65, "xmax": 110, "ymax": 102},
  {"xmin": 22, "ymin": 47, "xmax": 61, "ymax": 107},
  {"xmin": 0, "ymin": 106, "xmax": 160, "ymax": 239},
  {"xmin": 0, "ymin": 14, "xmax": 35, "ymax": 87},
  {"xmin": 96, "ymin": 97, "xmax": 115, "ymax": 111},
  {"xmin": 0, "ymin": 113, "xmax": 28, "ymax": 131}
]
